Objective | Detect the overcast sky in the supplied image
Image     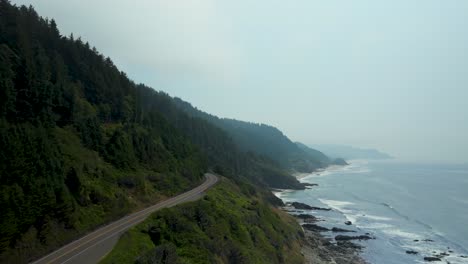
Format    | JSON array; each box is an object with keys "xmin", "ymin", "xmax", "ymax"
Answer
[{"xmin": 12, "ymin": 0, "xmax": 468, "ymax": 163}]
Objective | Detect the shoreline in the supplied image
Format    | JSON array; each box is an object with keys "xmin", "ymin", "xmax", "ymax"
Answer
[
  {"xmin": 283, "ymin": 164, "xmax": 367, "ymax": 263},
  {"xmin": 293, "ymin": 163, "xmax": 352, "ymax": 180},
  {"xmin": 283, "ymin": 161, "xmax": 468, "ymax": 264},
  {"xmin": 279, "ymin": 202, "xmax": 367, "ymax": 264}
]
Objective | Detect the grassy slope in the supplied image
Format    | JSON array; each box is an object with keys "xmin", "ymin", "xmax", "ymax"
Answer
[{"xmin": 101, "ymin": 179, "xmax": 304, "ymax": 264}]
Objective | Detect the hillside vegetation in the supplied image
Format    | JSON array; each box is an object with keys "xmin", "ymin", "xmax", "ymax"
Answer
[
  {"xmin": 172, "ymin": 98, "xmax": 331, "ymax": 172},
  {"xmin": 0, "ymin": 1, "xmax": 310, "ymax": 262},
  {"xmin": 0, "ymin": 2, "xmax": 206, "ymax": 262},
  {"xmin": 101, "ymin": 178, "xmax": 305, "ymax": 264}
]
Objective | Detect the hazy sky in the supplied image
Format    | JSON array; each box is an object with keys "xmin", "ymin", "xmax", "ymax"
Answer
[{"xmin": 12, "ymin": 0, "xmax": 468, "ymax": 163}]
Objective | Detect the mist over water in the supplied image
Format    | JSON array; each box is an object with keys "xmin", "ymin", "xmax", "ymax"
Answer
[{"xmin": 278, "ymin": 160, "xmax": 468, "ymax": 264}]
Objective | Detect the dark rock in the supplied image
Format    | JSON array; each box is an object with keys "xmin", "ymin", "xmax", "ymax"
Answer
[
  {"xmin": 345, "ymin": 221, "xmax": 352, "ymax": 225},
  {"xmin": 290, "ymin": 202, "xmax": 314, "ymax": 210},
  {"xmin": 337, "ymin": 241, "xmax": 363, "ymax": 250},
  {"xmin": 335, "ymin": 235, "xmax": 373, "ymax": 241},
  {"xmin": 423, "ymin": 257, "xmax": 441, "ymax": 262},
  {"xmin": 414, "ymin": 239, "xmax": 420, "ymax": 242},
  {"xmin": 290, "ymin": 202, "xmax": 331, "ymax": 211},
  {"xmin": 302, "ymin": 183, "xmax": 318, "ymax": 187},
  {"xmin": 302, "ymin": 224, "xmax": 329, "ymax": 232},
  {"xmin": 285, "ymin": 210, "xmax": 301, "ymax": 213},
  {"xmin": 311, "ymin": 206, "xmax": 331, "ymax": 211},
  {"xmin": 296, "ymin": 214, "xmax": 316, "ymax": 219},
  {"xmin": 304, "ymin": 218, "xmax": 320, "ymax": 223},
  {"xmin": 295, "ymin": 214, "xmax": 318, "ymax": 223},
  {"xmin": 460, "ymin": 255, "xmax": 467, "ymax": 258},
  {"xmin": 406, "ymin": 250, "xmax": 418, "ymax": 255},
  {"xmin": 331, "ymin": 227, "xmax": 356, "ymax": 233},
  {"xmin": 423, "ymin": 239, "xmax": 435, "ymax": 242},
  {"xmin": 310, "ymin": 207, "xmax": 332, "ymax": 211}
]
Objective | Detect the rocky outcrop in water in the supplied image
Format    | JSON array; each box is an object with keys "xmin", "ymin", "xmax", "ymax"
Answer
[
  {"xmin": 302, "ymin": 224, "xmax": 329, "ymax": 232},
  {"xmin": 284, "ymin": 208, "xmax": 366, "ymax": 263},
  {"xmin": 331, "ymin": 227, "xmax": 355, "ymax": 233},
  {"xmin": 301, "ymin": 232, "xmax": 366, "ymax": 264},
  {"xmin": 423, "ymin": 256, "xmax": 441, "ymax": 262},
  {"xmin": 289, "ymin": 202, "xmax": 331, "ymax": 211},
  {"xmin": 296, "ymin": 214, "xmax": 319, "ymax": 223},
  {"xmin": 335, "ymin": 235, "xmax": 374, "ymax": 241}
]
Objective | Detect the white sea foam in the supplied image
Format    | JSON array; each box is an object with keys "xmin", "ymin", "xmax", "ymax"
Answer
[
  {"xmin": 318, "ymin": 199, "xmax": 358, "ymax": 223},
  {"xmin": 319, "ymin": 199, "xmax": 354, "ymax": 208},
  {"xmin": 301, "ymin": 160, "xmax": 371, "ymax": 182},
  {"xmin": 292, "ymin": 161, "xmax": 468, "ymax": 263},
  {"xmin": 362, "ymin": 214, "xmax": 393, "ymax": 221},
  {"xmin": 382, "ymin": 229, "xmax": 422, "ymax": 240},
  {"xmin": 343, "ymin": 214, "xmax": 358, "ymax": 224},
  {"xmin": 272, "ymin": 189, "xmax": 294, "ymax": 199},
  {"xmin": 405, "ymin": 243, "xmax": 468, "ymax": 264},
  {"xmin": 318, "ymin": 198, "xmax": 392, "ymax": 227},
  {"xmin": 361, "ymin": 223, "xmax": 393, "ymax": 229},
  {"xmin": 445, "ymin": 256, "xmax": 468, "ymax": 264}
]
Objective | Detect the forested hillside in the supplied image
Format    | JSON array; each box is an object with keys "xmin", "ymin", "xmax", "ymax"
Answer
[
  {"xmin": 101, "ymin": 178, "xmax": 304, "ymax": 264},
  {"xmin": 0, "ymin": 2, "xmax": 208, "ymax": 262},
  {"xmin": 172, "ymin": 97, "xmax": 331, "ymax": 172},
  {"xmin": 132, "ymin": 86, "xmax": 305, "ymax": 190},
  {"xmin": 0, "ymin": 1, "xmax": 305, "ymax": 262}
]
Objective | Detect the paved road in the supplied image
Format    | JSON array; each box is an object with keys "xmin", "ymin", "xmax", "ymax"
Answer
[{"xmin": 32, "ymin": 173, "xmax": 218, "ymax": 264}]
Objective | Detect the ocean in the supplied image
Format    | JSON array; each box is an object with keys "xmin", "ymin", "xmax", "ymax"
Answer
[{"xmin": 276, "ymin": 160, "xmax": 468, "ymax": 264}]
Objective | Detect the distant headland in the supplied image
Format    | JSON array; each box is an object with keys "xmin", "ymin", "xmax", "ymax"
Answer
[{"xmin": 309, "ymin": 144, "xmax": 393, "ymax": 160}]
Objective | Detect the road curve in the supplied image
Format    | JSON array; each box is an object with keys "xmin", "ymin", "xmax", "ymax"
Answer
[{"xmin": 32, "ymin": 173, "xmax": 219, "ymax": 264}]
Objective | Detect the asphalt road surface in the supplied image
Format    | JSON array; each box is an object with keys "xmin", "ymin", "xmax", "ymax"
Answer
[{"xmin": 32, "ymin": 173, "xmax": 219, "ymax": 264}]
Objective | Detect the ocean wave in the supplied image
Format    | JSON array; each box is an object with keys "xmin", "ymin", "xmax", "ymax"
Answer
[
  {"xmin": 318, "ymin": 199, "xmax": 359, "ymax": 223},
  {"xmin": 343, "ymin": 166, "xmax": 372, "ymax": 174},
  {"xmin": 362, "ymin": 214, "xmax": 393, "ymax": 221},
  {"xmin": 406, "ymin": 243, "xmax": 468, "ymax": 264},
  {"xmin": 381, "ymin": 202, "xmax": 410, "ymax": 220},
  {"xmin": 382, "ymin": 229, "xmax": 422, "ymax": 240},
  {"xmin": 301, "ymin": 160, "xmax": 371, "ymax": 181},
  {"xmin": 362, "ymin": 223, "xmax": 393, "ymax": 229},
  {"xmin": 272, "ymin": 189, "xmax": 295, "ymax": 199},
  {"xmin": 319, "ymin": 199, "xmax": 354, "ymax": 209}
]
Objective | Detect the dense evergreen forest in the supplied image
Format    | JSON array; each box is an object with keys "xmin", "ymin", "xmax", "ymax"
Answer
[
  {"xmin": 0, "ymin": 1, "xmax": 207, "ymax": 262},
  {"xmin": 0, "ymin": 1, "xmax": 323, "ymax": 262},
  {"xmin": 171, "ymin": 98, "xmax": 332, "ymax": 172}
]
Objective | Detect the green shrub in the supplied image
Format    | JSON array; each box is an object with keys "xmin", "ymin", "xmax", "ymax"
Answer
[{"xmin": 101, "ymin": 179, "xmax": 304, "ymax": 264}]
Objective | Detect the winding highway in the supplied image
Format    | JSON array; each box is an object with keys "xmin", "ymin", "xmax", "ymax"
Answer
[{"xmin": 32, "ymin": 173, "xmax": 219, "ymax": 264}]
